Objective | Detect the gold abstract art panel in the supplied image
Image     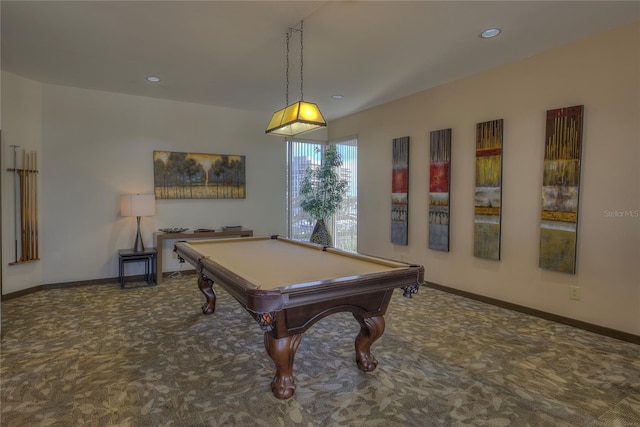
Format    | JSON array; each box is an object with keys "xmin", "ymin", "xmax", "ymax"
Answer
[
  {"xmin": 474, "ymin": 119, "xmax": 503, "ymax": 260},
  {"xmin": 539, "ymin": 105, "xmax": 583, "ymax": 273}
]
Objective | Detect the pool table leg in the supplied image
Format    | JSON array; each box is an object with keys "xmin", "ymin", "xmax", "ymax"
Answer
[
  {"xmin": 264, "ymin": 332, "xmax": 302, "ymax": 400},
  {"xmin": 197, "ymin": 274, "xmax": 216, "ymax": 315},
  {"xmin": 353, "ymin": 315, "xmax": 385, "ymax": 372}
]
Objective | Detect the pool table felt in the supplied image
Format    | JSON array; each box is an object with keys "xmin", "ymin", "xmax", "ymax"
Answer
[{"xmin": 183, "ymin": 237, "xmax": 408, "ymax": 291}]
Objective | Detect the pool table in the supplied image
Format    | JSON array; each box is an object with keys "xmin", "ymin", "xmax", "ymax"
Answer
[{"xmin": 173, "ymin": 235, "xmax": 424, "ymax": 399}]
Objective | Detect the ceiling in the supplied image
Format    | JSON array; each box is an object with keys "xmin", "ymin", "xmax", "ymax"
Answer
[{"xmin": 2, "ymin": 1, "xmax": 639, "ymax": 122}]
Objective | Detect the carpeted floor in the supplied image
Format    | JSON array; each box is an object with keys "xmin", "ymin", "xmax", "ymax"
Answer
[{"xmin": 1, "ymin": 274, "xmax": 639, "ymax": 426}]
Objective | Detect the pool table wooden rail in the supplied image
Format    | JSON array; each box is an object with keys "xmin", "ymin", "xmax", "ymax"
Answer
[{"xmin": 174, "ymin": 236, "xmax": 423, "ymax": 314}]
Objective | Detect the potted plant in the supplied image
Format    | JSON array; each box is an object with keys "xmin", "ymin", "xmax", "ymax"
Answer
[{"xmin": 300, "ymin": 145, "xmax": 348, "ymax": 246}]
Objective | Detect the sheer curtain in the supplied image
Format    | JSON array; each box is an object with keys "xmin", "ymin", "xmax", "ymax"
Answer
[{"xmin": 331, "ymin": 137, "xmax": 358, "ymax": 251}]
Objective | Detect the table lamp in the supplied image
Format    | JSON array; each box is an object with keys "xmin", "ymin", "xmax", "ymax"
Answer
[{"xmin": 121, "ymin": 194, "xmax": 156, "ymax": 252}]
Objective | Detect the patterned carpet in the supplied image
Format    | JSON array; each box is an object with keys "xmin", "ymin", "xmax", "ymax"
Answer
[{"xmin": 1, "ymin": 274, "xmax": 639, "ymax": 427}]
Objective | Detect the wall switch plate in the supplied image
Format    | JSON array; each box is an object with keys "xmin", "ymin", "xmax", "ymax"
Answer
[{"xmin": 569, "ymin": 285, "xmax": 581, "ymax": 300}]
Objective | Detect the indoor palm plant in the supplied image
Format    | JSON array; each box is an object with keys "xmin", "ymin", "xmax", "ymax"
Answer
[{"xmin": 300, "ymin": 145, "xmax": 348, "ymax": 246}]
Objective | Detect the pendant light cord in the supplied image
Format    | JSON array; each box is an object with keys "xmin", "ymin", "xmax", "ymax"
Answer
[
  {"xmin": 300, "ymin": 20, "xmax": 304, "ymax": 101},
  {"xmin": 285, "ymin": 30, "xmax": 290, "ymax": 106},
  {"xmin": 284, "ymin": 20, "xmax": 305, "ymax": 106}
]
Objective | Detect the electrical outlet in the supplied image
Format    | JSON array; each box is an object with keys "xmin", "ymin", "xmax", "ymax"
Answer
[
  {"xmin": 569, "ymin": 285, "xmax": 581, "ymax": 300},
  {"xmin": 399, "ymin": 253, "xmax": 406, "ymax": 261}
]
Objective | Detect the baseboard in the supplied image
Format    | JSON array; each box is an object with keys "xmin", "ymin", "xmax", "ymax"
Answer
[
  {"xmin": 1, "ymin": 271, "xmax": 198, "ymax": 302},
  {"xmin": 1, "ymin": 277, "xmax": 119, "ymax": 301},
  {"xmin": 426, "ymin": 281, "xmax": 640, "ymax": 345},
  {"xmin": 3, "ymin": 277, "xmax": 638, "ymax": 345}
]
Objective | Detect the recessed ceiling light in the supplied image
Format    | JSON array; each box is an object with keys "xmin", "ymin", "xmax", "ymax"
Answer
[
  {"xmin": 331, "ymin": 95, "xmax": 343, "ymax": 99},
  {"xmin": 480, "ymin": 28, "xmax": 501, "ymax": 39},
  {"xmin": 146, "ymin": 76, "xmax": 161, "ymax": 82}
]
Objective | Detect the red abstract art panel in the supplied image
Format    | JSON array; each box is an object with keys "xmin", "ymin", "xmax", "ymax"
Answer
[
  {"xmin": 428, "ymin": 129, "xmax": 451, "ymax": 252},
  {"xmin": 391, "ymin": 137, "xmax": 410, "ymax": 245}
]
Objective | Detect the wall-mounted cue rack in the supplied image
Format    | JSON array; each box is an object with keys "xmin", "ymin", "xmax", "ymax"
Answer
[{"xmin": 7, "ymin": 146, "xmax": 40, "ymax": 265}]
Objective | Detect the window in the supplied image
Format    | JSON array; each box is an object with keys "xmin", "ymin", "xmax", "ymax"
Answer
[
  {"xmin": 287, "ymin": 137, "xmax": 358, "ymax": 251},
  {"xmin": 287, "ymin": 140, "xmax": 323, "ymax": 242},
  {"xmin": 331, "ymin": 137, "xmax": 358, "ymax": 251}
]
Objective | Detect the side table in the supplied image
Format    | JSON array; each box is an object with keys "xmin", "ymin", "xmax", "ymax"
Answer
[{"xmin": 118, "ymin": 247, "xmax": 157, "ymax": 289}]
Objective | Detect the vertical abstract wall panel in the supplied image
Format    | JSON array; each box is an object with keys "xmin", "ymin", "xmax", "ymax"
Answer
[
  {"xmin": 539, "ymin": 105, "xmax": 584, "ymax": 273},
  {"xmin": 474, "ymin": 119, "xmax": 503, "ymax": 260},
  {"xmin": 391, "ymin": 136, "xmax": 410, "ymax": 245},
  {"xmin": 428, "ymin": 129, "xmax": 451, "ymax": 251}
]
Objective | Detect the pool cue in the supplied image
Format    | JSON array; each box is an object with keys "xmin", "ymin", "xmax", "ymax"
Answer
[
  {"xmin": 28, "ymin": 151, "xmax": 32, "ymax": 259},
  {"xmin": 34, "ymin": 151, "xmax": 39, "ymax": 259},
  {"xmin": 31, "ymin": 151, "xmax": 35, "ymax": 260},
  {"xmin": 10, "ymin": 145, "xmax": 19, "ymax": 262},
  {"xmin": 20, "ymin": 149, "xmax": 27, "ymax": 261},
  {"xmin": 27, "ymin": 151, "xmax": 33, "ymax": 260},
  {"xmin": 25, "ymin": 150, "xmax": 30, "ymax": 260},
  {"xmin": 26, "ymin": 150, "xmax": 31, "ymax": 260},
  {"xmin": 25, "ymin": 151, "xmax": 29, "ymax": 260},
  {"xmin": 24, "ymin": 151, "xmax": 28, "ymax": 260},
  {"xmin": 27, "ymin": 151, "xmax": 34, "ymax": 260}
]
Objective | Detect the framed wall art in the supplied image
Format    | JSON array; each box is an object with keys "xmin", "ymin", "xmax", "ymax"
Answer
[
  {"xmin": 474, "ymin": 119, "xmax": 503, "ymax": 260},
  {"xmin": 391, "ymin": 136, "xmax": 410, "ymax": 245},
  {"xmin": 428, "ymin": 128, "xmax": 451, "ymax": 252},
  {"xmin": 539, "ymin": 105, "xmax": 584, "ymax": 273},
  {"xmin": 153, "ymin": 150, "xmax": 246, "ymax": 199}
]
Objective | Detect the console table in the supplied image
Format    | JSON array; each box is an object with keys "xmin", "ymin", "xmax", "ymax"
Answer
[{"xmin": 153, "ymin": 229, "xmax": 253, "ymax": 286}]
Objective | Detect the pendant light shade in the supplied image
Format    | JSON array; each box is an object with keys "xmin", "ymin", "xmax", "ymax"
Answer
[
  {"xmin": 266, "ymin": 21, "xmax": 326, "ymax": 137},
  {"xmin": 266, "ymin": 101, "xmax": 326, "ymax": 137}
]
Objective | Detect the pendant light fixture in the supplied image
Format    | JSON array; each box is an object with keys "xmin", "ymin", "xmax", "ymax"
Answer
[{"xmin": 266, "ymin": 21, "xmax": 326, "ymax": 137}]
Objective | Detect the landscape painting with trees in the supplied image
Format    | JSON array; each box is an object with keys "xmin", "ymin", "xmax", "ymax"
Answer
[{"xmin": 153, "ymin": 151, "xmax": 246, "ymax": 199}]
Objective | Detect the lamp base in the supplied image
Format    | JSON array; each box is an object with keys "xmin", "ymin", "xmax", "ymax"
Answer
[{"xmin": 133, "ymin": 216, "xmax": 145, "ymax": 252}]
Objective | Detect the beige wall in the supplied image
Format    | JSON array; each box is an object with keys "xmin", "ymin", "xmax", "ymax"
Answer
[
  {"xmin": 2, "ymin": 22, "xmax": 638, "ymax": 336},
  {"xmin": 1, "ymin": 73, "xmax": 43, "ymax": 293},
  {"xmin": 329, "ymin": 23, "xmax": 640, "ymax": 335},
  {"xmin": 1, "ymin": 73, "xmax": 288, "ymax": 292}
]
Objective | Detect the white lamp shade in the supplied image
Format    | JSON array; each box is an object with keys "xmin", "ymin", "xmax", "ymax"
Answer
[{"xmin": 120, "ymin": 194, "xmax": 156, "ymax": 217}]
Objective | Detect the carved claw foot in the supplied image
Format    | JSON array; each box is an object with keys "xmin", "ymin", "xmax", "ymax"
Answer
[
  {"xmin": 264, "ymin": 333, "xmax": 302, "ymax": 400},
  {"xmin": 201, "ymin": 302, "xmax": 215, "ymax": 315},
  {"xmin": 356, "ymin": 351, "xmax": 379, "ymax": 372},
  {"xmin": 197, "ymin": 271, "xmax": 216, "ymax": 315},
  {"xmin": 270, "ymin": 374, "xmax": 296, "ymax": 400},
  {"xmin": 354, "ymin": 315, "xmax": 385, "ymax": 373}
]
